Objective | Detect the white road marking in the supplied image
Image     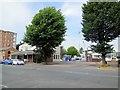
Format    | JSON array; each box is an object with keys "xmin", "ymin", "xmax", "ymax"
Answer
[
  {"xmin": 0, "ymin": 84, "xmax": 8, "ymax": 88},
  {"xmin": 35, "ymin": 68, "xmax": 119, "ymax": 78}
]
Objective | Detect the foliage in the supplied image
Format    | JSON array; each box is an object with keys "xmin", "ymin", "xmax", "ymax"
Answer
[
  {"xmin": 16, "ymin": 42, "xmax": 23, "ymax": 50},
  {"xmin": 66, "ymin": 46, "xmax": 80, "ymax": 57},
  {"xmin": 99, "ymin": 64, "xmax": 110, "ymax": 68},
  {"xmin": 82, "ymin": 2, "xmax": 120, "ymax": 64},
  {"xmin": 79, "ymin": 47, "xmax": 83, "ymax": 54},
  {"xmin": 23, "ymin": 7, "xmax": 66, "ymax": 64},
  {"xmin": 62, "ymin": 48, "xmax": 67, "ymax": 55}
]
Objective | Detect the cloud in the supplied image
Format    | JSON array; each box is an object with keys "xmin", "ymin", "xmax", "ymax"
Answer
[
  {"xmin": 61, "ymin": 3, "xmax": 83, "ymax": 17},
  {"xmin": 1, "ymin": 2, "xmax": 32, "ymax": 29},
  {"xmin": 61, "ymin": 0, "xmax": 88, "ymax": 17},
  {"xmin": 60, "ymin": 2, "xmax": 90, "ymax": 50},
  {"xmin": 61, "ymin": 37, "xmax": 80, "ymax": 50},
  {"xmin": 61, "ymin": 36, "xmax": 91, "ymax": 51},
  {"xmin": 0, "ymin": 2, "xmax": 33, "ymax": 43},
  {"xmin": 108, "ymin": 38, "xmax": 118, "ymax": 52}
]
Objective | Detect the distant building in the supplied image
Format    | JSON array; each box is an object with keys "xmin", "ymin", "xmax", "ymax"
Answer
[
  {"xmin": 0, "ymin": 30, "xmax": 17, "ymax": 48},
  {"xmin": 0, "ymin": 47, "xmax": 17, "ymax": 60},
  {"xmin": 53, "ymin": 46, "xmax": 63, "ymax": 61},
  {"xmin": 19, "ymin": 43, "xmax": 36, "ymax": 51},
  {"xmin": 12, "ymin": 43, "xmax": 63, "ymax": 62},
  {"xmin": 0, "ymin": 30, "xmax": 17, "ymax": 60}
]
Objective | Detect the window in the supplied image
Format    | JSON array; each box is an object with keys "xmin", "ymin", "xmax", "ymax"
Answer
[
  {"xmin": 8, "ymin": 44, "xmax": 10, "ymax": 47},
  {"xmin": 8, "ymin": 51, "xmax": 11, "ymax": 54},
  {"xmin": 56, "ymin": 55, "xmax": 57, "ymax": 59},
  {"xmin": 54, "ymin": 55, "xmax": 55, "ymax": 59}
]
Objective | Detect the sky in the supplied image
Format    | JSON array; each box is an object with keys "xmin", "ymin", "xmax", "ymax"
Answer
[{"xmin": 0, "ymin": 0, "xmax": 119, "ymax": 51}]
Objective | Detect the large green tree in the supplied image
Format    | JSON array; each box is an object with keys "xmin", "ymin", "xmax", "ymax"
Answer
[
  {"xmin": 82, "ymin": 2, "xmax": 120, "ymax": 64},
  {"xmin": 66, "ymin": 46, "xmax": 80, "ymax": 57},
  {"xmin": 23, "ymin": 7, "xmax": 66, "ymax": 64}
]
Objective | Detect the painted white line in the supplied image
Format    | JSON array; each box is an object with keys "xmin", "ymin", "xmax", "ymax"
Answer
[
  {"xmin": 37, "ymin": 68, "xmax": 119, "ymax": 78},
  {"xmin": 0, "ymin": 84, "xmax": 8, "ymax": 88}
]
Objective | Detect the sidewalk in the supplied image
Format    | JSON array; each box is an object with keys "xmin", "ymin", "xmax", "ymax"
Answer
[{"xmin": 25, "ymin": 61, "xmax": 119, "ymax": 71}]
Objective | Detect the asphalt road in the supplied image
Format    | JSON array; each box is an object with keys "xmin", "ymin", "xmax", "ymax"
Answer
[{"xmin": 1, "ymin": 61, "xmax": 119, "ymax": 88}]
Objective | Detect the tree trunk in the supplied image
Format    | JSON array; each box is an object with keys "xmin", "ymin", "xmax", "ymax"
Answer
[
  {"xmin": 102, "ymin": 54, "xmax": 107, "ymax": 65},
  {"xmin": 45, "ymin": 59, "xmax": 48, "ymax": 65}
]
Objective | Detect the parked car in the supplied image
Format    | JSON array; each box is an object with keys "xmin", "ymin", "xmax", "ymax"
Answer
[
  {"xmin": 3, "ymin": 59, "xmax": 13, "ymax": 65},
  {"xmin": 0, "ymin": 60, "xmax": 3, "ymax": 64},
  {"xmin": 111, "ymin": 57, "xmax": 119, "ymax": 61},
  {"xmin": 105, "ymin": 57, "xmax": 112, "ymax": 61},
  {"xmin": 71, "ymin": 58, "xmax": 76, "ymax": 61},
  {"xmin": 12, "ymin": 59, "xmax": 24, "ymax": 65},
  {"xmin": 75, "ymin": 57, "xmax": 82, "ymax": 60}
]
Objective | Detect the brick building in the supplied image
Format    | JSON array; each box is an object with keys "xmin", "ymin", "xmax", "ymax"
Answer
[
  {"xmin": 0, "ymin": 30, "xmax": 17, "ymax": 48},
  {"xmin": 0, "ymin": 30, "xmax": 17, "ymax": 59},
  {"xmin": 0, "ymin": 47, "xmax": 17, "ymax": 60}
]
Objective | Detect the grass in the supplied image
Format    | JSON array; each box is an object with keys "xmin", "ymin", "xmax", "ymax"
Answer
[
  {"xmin": 98, "ymin": 64, "xmax": 110, "ymax": 68},
  {"xmin": 111, "ymin": 60, "xmax": 117, "ymax": 62}
]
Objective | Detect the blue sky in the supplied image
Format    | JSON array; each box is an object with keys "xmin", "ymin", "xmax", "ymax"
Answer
[{"xmin": 0, "ymin": 1, "xmax": 118, "ymax": 51}]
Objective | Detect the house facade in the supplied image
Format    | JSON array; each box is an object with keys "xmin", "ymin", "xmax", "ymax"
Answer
[
  {"xmin": 0, "ymin": 47, "xmax": 17, "ymax": 60},
  {"xmin": 19, "ymin": 43, "xmax": 36, "ymax": 51},
  {"xmin": 53, "ymin": 46, "xmax": 63, "ymax": 61},
  {"xmin": 11, "ymin": 43, "xmax": 63, "ymax": 63}
]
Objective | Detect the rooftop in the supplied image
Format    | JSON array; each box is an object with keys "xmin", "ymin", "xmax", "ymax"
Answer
[
  {"xmin": 0, "ymin": 29, "xmax": 17, "ymax": 34},
  {"xmin": 0, "ymin": 47, "xmax": 12, "ymax": 51},
  {"xmin": 11, "ymin": 50, "xmax": 35, "ymax": 55}
]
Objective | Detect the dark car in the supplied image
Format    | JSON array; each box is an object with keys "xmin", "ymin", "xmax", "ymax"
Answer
[{"xmin": 3, "ymin": 59, "xmax": 13, "ymax": 65}]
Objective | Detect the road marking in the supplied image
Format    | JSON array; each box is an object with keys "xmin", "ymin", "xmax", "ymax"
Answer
[
  {"xmin": 0, "ymin": 84, "xmax": 8, "ymax": 88},
  {"xmin": 35, "ymin": 68, "xmax": 119, "ymax": 78},
  {"xmin": 63, "ymin": 70, "xmax": 119, "ymax": 78}
]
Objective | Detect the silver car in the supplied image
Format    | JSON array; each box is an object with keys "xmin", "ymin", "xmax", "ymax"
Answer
[{"xmin": 12, "ymin": 59, "xmax": 24, "ymax": 65}]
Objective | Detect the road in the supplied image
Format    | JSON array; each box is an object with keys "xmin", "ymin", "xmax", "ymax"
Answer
[{"xmin": 1, "ymin": 61, "xmax": 119, "ymax": 88}]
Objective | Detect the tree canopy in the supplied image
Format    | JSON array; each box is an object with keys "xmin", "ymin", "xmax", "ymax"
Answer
[
  {"xmin": 23, "ymin": 7, "xmax": 66, "ymax": 64},
  {"xmin": 66, "ymin": 46, "xmax": 80, "ymax": 57},
  {"xmin": 79, "ymin": 47, "xmax": 83, "ymax": 54},
  {"xmin": 16, "ymin": 42, "xmax": 23, "ymax": 50},
  {"xmin": 82, "ymin": 2, "xmax": 120, "ymax": 64}
]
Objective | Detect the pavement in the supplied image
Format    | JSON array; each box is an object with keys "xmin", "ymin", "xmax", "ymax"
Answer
[
  {"xmin": 1, "ymin": 61, "xmax": 119, "ymax": 88},
  {"xmin": 27, "ymin": 61, "xmax": 119, "ymax": 71}
]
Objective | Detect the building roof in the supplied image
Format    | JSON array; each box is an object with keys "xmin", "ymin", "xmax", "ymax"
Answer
[
  {"xmin": 0, "ymin": 29, "xmax": 16, "ymax": 34},
  {"xmin": 0, "ymin": 47, "xmax": 13, "ymax": 51},
  {"xmin": 11, "ymin": 50, "xmax": 35, "ymax": 55}
]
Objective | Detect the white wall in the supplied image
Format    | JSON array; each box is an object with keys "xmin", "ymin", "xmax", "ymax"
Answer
[
  {"xmin": 53, "ymin": 46, "xmax": 63, "ymax": 61},
  {"xmin": 118, "ymin": 36, "xmax": 120, "ymax": 52},
  {"xmin": 19, "ymin": 43, "xmax": 63, "ymax": 61},
  {"xmin": 19, "ymin": 43, "xmax": 36, "ymax": 51}
]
